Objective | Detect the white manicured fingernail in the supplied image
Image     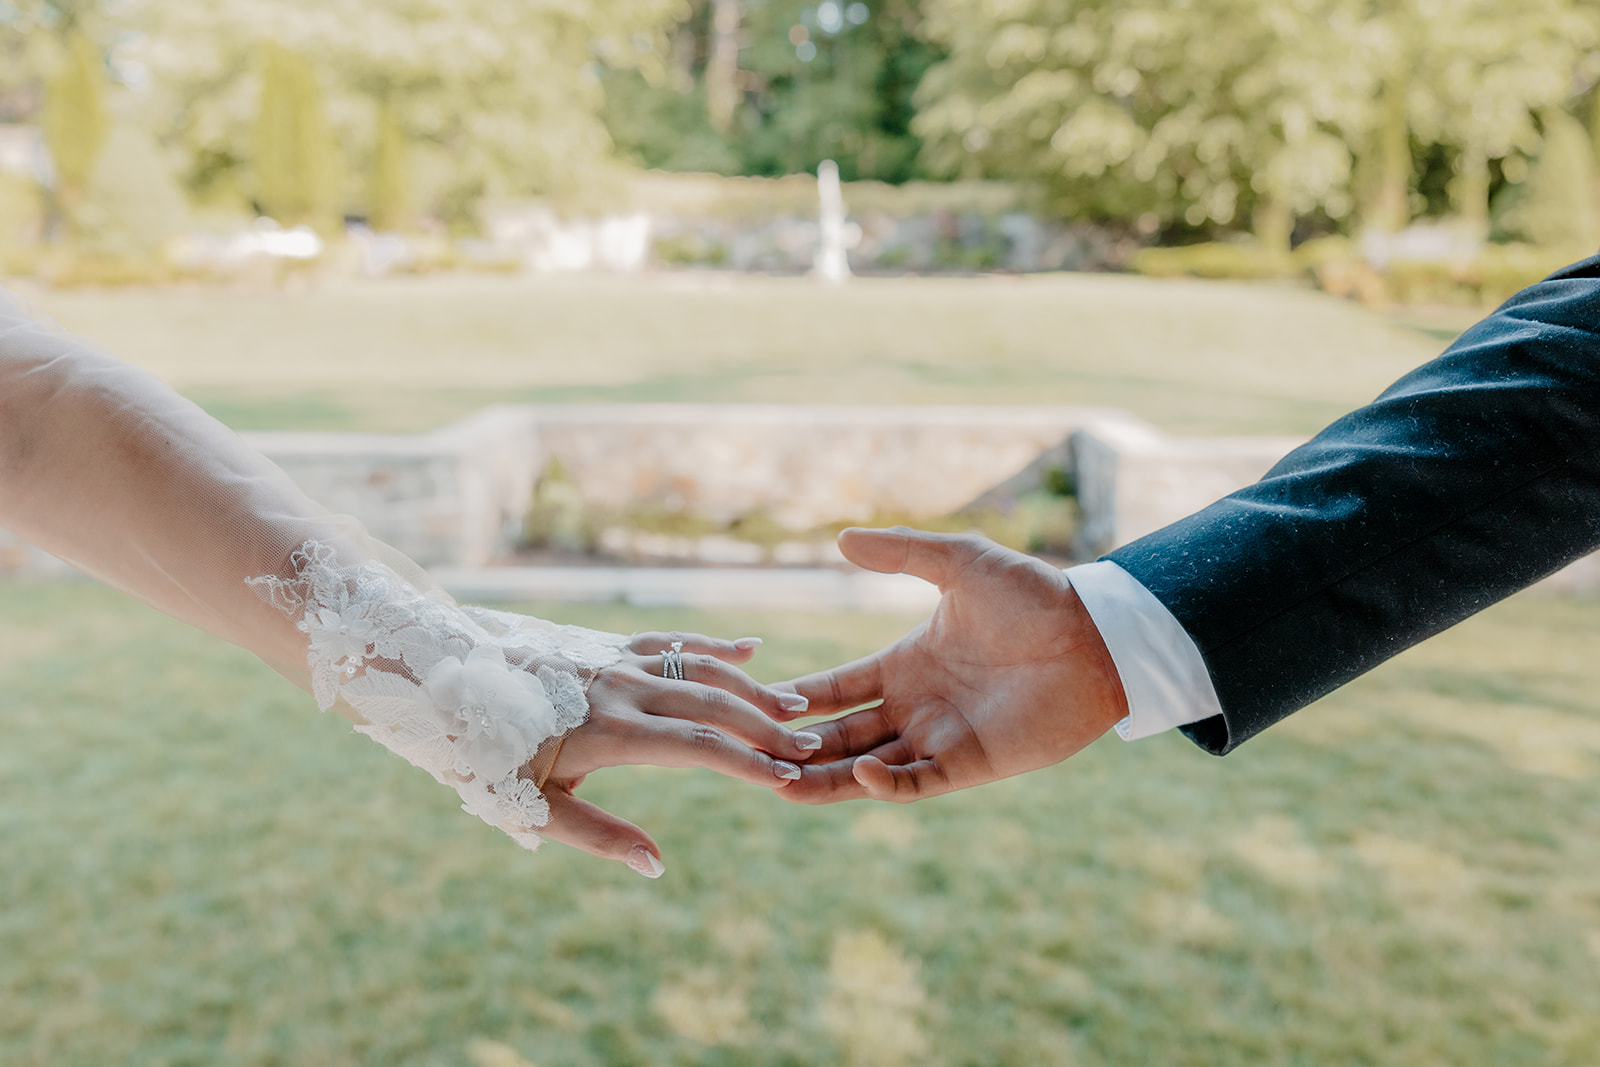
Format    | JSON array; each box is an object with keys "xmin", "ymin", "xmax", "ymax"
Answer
[
  {"xmin": 794, "ymin": 731, "xmax": 823, "ymax": 751},
  {"xmin": 774, "ymin": 761, "xmax": 802, "ymax": 781},
  {"xmin": 734, "ymin": 637, "xmax": 763, "ymax": 650},
  {"xmin": 627, "ymin": 845, "xmax": 665, "ymax": 879},
  {"xmin": 778, "ymin": 692, "xmax": 809, "ymax": 713}
]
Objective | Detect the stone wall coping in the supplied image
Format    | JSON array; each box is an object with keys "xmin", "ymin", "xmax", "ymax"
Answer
[
  {"xmin": 241, "ymin": 403, "xmax": 1148, "ymax": 453},
  {"xmin": 509, "ymin": 402, "xmax": 1139, "ymax": 430},
  {"xmin": 239, "ymin": 431, "xmax": 464, "ymax": 456},
  {"xmin": 432, "ymin": 564, "xmax": 942, "ymax": 613}
]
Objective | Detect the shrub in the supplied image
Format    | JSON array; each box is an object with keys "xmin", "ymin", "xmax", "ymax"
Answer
[
  {"xmin": 1289, "ymin": 235, "xmax": 1356, "ymax": 271},
  {"xmin": 1467, "ymin": 243, "xmax": 1585, "ymax": 305},
  {"xmin": 653, "ymin": 231, "xmax": 728, "ymax": 266},
  {"xmin": 33, "ymin": 251, "xmax": 177, "ymax": 288},
  {"xmin": 0, "ymin": 172, "xmax": 43, "ymax": 254},
  {"xmin": 1309, "ymin": 240, "xmax": 1581, "ymax": 307},
  {"xmin": 1131, "ymin": 242, "xmax": 1293, "ymax": 280},
  {"xmin": 523, "ymin": 457, "xmax": 596, "ymax": 553},
  {"xmin": 1495, "ymin": 110, "xmax": 1598, "ymax": 251}
]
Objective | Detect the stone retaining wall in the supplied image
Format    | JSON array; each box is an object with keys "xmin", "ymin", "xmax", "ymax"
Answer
[
  {"xmin": 526, "ymin": 404, "xmax": 1125, "ymax": 531},
  {"xmin": 4, "ymin": 403, "xmax": 1598, "ymax": 596},
  {"xmin": 1070, "ymin": 418, "xmax": 1307, "ymax": 556}
]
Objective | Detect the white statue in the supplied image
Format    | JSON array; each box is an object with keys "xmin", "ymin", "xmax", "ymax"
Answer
[{"xmin": 814, "ymin": 159, "xmax": 853, "ymax": 285}]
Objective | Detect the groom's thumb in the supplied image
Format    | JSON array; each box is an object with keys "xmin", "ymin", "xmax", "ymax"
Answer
[{"xmin": 837, "ymin": 526, "xmax": 986, "ymax": 589}]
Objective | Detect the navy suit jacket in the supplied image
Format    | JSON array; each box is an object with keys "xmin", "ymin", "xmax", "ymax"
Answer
[{"xmin": 1107, "ymin": 254, "xmax": 1600, "ymax": 755}]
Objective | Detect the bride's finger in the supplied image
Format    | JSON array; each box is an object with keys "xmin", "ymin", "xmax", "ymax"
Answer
[
  {"xmin": 628, "ymin": 630, "xmax": 763, "ymax": 665},
  {"xmin": 641, "ymin": 679, "xmax": 823, "ymax": 762},
  {"xmin": 789, "ymin": 704, "xmax": 898, "ymax": 761},
  {"xmin": 634, "ymin": 649, "xmax": 811, "ymax": 721},
  {"xmin": 618, "ymin": 717, "xmax": 806, "ymax": 789},
  {"xmin": 539, "ymin": 789, "xmax": 667, "ymax": 879}
]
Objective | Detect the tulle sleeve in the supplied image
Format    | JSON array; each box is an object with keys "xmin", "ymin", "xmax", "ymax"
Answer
[{"xmin": 0, "ymin": 287, "xmax": 625, "ymax": 849}]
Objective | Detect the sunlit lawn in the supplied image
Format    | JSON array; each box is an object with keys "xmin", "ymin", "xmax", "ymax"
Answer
[
  {"xmin": 4, "ymin": 582, "xmax": 1600, "ymax": 1066},
  {"xmin": 22, "ymin": 272, "xmax": 1458, "ymax": 436}
]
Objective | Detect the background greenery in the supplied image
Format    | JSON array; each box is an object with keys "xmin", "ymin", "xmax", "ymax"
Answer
[
  {"xmin": 4, "ymin": 581, "xmax": 1600, "ymax": 1066},
  {"xmin": 5, "ymin": 0, "xmax": 1600, "ymax": 269}
]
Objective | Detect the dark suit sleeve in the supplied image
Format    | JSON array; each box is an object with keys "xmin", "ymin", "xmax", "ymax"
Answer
[{"xmin": 1106, "ymin": 254, "xmax": 1600, "ymax": 755}]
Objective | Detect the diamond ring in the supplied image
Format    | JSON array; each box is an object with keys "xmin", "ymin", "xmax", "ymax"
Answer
[{"xmin": 661, "ymin": 640, "xmax": 684, "ymax": 681}]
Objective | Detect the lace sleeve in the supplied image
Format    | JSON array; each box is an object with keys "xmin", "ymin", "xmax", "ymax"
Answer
[
  {"xmin": 0, "ymin": 286, "xmax": 621, "ymax": 851},
  {"xmin": 248, "ymin": 542, "xmax": 627, "ymax": 849}
]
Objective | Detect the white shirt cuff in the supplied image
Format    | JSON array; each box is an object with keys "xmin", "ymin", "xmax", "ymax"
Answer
[{"xmin": 1065, "ymin": 560, "xmax": 1224, "ymax": 741}]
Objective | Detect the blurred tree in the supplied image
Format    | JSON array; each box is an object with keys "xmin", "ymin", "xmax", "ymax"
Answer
[
  {"xmin": 77, "ymin": 118, "xmax": 191, "ymax": 258},
  {"xmin": 705, "ymin": 0, "xmax": 741, "ymax": 133},
  {"xmin": 7, "ymin": 0, "xmax": 1594, "ymax": 253},
  {"xmin": 122, "ymin": 0, "xmax": 686, "ymax": 228},
  {"xmin": 1496, "ymin": 108, "xmax": 1598, "ymax": 250},
  {"xmin": 1370, "ymin": 0, "xmax": 1599, "ymax": 234},
  {"xmin": 4, "ymin": 3, "xmax": 189, "ymax": 255},
  {"xmin": 1, "ymin": 1, "xmax": 109, "ymax": 111},
  {"xmin": 912, "ymin": 0, "xmax": 1600, "ymax": 245},
  {"xmin": 603, "ymin": 0, "xmax": 941, "ymax": 183},
  {"xmin": 253, "ymin": 42, "xmax": 339, "ymax": 231},
  {"xmin": 0, "ymin": 9, "xmax": 37, "ymax": 121},
  {"xmin": 40, "ymin": 29, "xmax": 107, "ymax": 233},
  {"xmin": 741, "ymin": 0, "xmax": 940, "ymax": 180},
  {"xmin": 913, "ymin": 0, "xmax": 1371, "ymax": 249},
  {"xmin": 368, "ymin": 99, "xmax": 413, "ymax": 232}
]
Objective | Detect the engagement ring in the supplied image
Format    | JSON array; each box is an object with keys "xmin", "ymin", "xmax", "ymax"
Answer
[{"xmin": 661, "ymin": 640, "xmax": 684, "ymax": 681}]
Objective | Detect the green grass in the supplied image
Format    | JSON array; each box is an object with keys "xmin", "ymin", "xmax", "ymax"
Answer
[
  {"xmin": 5, "ymin": 582, "xmax": 1600, "ymax": 1066},
  {"xmin": 21, "ymin": 272, "xmax": 1453, "ymax": 436}
]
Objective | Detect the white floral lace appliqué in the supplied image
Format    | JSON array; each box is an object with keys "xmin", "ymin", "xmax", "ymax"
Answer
[{"xmin": 248, "ymin": 541, "xmax": 627, "ymax": 850}]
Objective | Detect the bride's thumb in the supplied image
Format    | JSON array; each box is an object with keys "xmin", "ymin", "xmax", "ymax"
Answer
[{"xmin": 540, "ymin": 790, "xmax": 666, "ymax": 879}]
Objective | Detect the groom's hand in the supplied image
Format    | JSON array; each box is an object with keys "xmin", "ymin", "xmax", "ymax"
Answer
[{"xmin": 774, "ymin": 527, "xmax": 1128, "ymax": 803}]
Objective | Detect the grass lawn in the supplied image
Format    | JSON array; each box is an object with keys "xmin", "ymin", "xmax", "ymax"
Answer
[
  {"xmin": 4, "ymin": 582, "xmax": 1600, "ymax": 1066},
  {"xmin": 20, "ymin": 272, "xmax": 1457, "ymax": 436}
]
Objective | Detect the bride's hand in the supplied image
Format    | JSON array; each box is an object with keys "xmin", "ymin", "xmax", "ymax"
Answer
[
  {"xmin": 254, "ymin": 547, "xmax": 818, "ymax": 879},
  {"xmin": 534, "ymin": 630, "xmax": 821, "ymax": 878}
]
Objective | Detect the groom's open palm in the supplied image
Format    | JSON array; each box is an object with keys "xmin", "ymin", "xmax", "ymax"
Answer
[{"xmin": 775, "ymin": 527, "xmax": 1129, "ymax": 803}]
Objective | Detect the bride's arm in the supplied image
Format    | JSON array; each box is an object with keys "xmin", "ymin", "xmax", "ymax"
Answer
[
  {"xmin": 0, "ymin": 292, "xmax": 331, "ymax": 677},
  {"xmin": 0, "ymin": 290, "xmax": 816, "ymax": 874}
]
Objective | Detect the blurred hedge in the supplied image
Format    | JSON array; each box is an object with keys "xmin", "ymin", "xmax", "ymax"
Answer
[
  {"xmin": 1132, "ymin": 234, "xmax": 1588, "ymax": 307},
  {"xmin": 622, "ymin": 171, "xmax": 1034, "ymax": 221}
]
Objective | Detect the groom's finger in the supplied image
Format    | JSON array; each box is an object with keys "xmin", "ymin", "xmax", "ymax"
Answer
[
  {"xmin": 778, "ymin": 757, "xmax": 869, "ymax": 804},
  {"xmin": 852, "ymin": 754, "xmax": 954, "ymax": 803},
  {"xmin": 791, "ymin": 704, "xmax": 898, "ymax": 760},
  {"xmin": 837, "ymin": 526, "xmax": 990, "ymax": 589},
  {"xmin": 779, "ymin": 654, "xmax": 885, "ymax": 718},
  {"xmin": 779, "ymin": 734, "xmax": 915, "ymax": 804},
  {"xmin": 780, "ymin": 735, "xmax": 912, "ymax": 804},
  {"xmin": 539, "ymin": 789, "xmax": 667, "ymax": 879}
]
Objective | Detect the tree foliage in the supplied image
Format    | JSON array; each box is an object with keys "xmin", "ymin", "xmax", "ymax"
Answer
[
  {"xmin": 368, "ymin": 98, "xmax": 413, "ymax": 233},
  {"xmin": 40, "ymin": 29, "xmax": 107, "ymax": 216},
  {"xmin": 253, "ymin": 42, "xmax": 338, "ymax": 230},
  {"xmin": 1497, "ymin": 108, "xmax": 1598, "ymax": 251},
  {"xmin": 604, "ymin": 0, "xmax": 942, "ymax": 182},
  {"xmin": 121, "ymin": 0, "xmax": 687, "ymax": 224},
  {"xmin": 9, "ymin": 0, "xmax": 1600, "ymax": 253},
  {"xmin": 912, "ymin": 0, "xmax": 1600, "ymax": 244}
]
